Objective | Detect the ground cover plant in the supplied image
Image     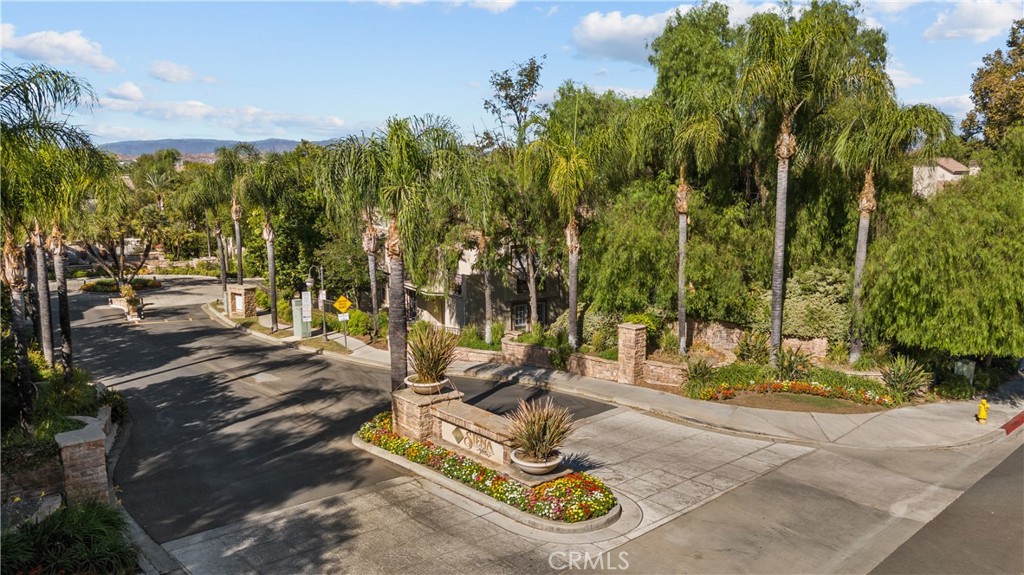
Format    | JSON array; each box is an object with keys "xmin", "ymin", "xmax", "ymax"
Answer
[
  {"xmin": 0, "ymin": 500, "xmax": 137, "ymax": 575},
  {"xmin": 358, "ymin": 412, "xmax": 616, "ymax": 523},
  {"xmin": 80, "ymin": 277, "xmax": 162, "ymax": 293}
]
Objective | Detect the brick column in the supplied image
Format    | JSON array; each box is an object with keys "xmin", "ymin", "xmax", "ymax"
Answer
[
  {"xmin": 55, "ymin": 425, "xmax": 108, "ymax": 503},
  {"xmin": 391, "ymin": 388, "xmax": 464, "ymax": 442},
  {"xmin": 617, "ymin": 323, "xmax": 647, "ymax": 385}
]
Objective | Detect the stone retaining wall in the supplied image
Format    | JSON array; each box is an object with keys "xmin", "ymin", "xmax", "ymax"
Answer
[
  {"xmin": 644, "ymin": 360, "xmax": 686, "ymax": 387},
  {"xmin": 56, "ymin": 407, "xmax": 112, "ymax": 503},
  {"xmin": 1, "ymin": 454, "xmax": 64, "ymax": 503},
  {"xmin": 566, "ymin": 353, "xmax": 619, "ymax": 381},
  {"xmin": 453, "ymin": 347, "xmax": 503, "ymax": 364},
  {"xmin": 782, "ymin": 337, "xmax": 829, "ymax": 359},
  {"xmin": 501, "ymin": 338, "xmax": 554, "ymax": 369}
]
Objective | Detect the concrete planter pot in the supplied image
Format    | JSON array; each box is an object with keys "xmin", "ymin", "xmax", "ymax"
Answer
[
  {"xmin": 510, "ymin": 448, "xmax": 563, "ymax": 475},
  {"xmin": 404, "ymin": 375, "xmax": 449, "ymax": 395}
]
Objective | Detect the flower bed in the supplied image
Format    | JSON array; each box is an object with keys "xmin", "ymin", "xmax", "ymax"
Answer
[
  {"xmin": 691, "ymin": 362, "xmax": 896, "ymax": 406},
  {"xmin": 357, "ymin": 412, "xmax": 616, "ymax": 523},
  {"xmin": 81, "ymin": 277, "xmax": 162, "ymax": 292}
]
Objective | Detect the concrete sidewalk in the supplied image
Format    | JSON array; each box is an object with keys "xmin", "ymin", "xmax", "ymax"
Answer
[{"xmin": 240, "ymin": 306, "xmax": 1023, "ymax": 450}]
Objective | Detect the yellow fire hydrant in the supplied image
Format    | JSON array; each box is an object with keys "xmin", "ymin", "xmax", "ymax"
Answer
[{"xmin": 977, "ymin": 399, "xmax": 989, "ymax": 424}]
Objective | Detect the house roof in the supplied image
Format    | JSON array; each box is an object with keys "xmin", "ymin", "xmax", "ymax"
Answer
[{"xmin": 935, "ymin": 157, "xmax": 969, "ymax": 175}]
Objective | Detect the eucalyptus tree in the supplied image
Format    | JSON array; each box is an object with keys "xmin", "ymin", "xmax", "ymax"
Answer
[
  {"xmin": 830, "ymin": 93, "xmax": 952, "ymax": 362},
  {"xmin": 213, "ymin": 143, "xmax": 259, "ymax": 284},
  {"xmin": 318, "ymin": 135, "xmax": 383, "ymax": 340},
  {"xmin": 376, "ymin": 116, "xmax": 462, "ymax": 391},
  {"xmin": 739, "ymin": 1, "xmax": 888, "ymax": 362},
  {"xmin": 242, "ymin": 152, "xmax": 294, "ymax": 332}
]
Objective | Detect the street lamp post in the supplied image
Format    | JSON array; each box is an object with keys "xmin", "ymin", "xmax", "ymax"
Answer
[{"xmin": 305, "ymin": 265, "xmax": 327, "ymax": 341}]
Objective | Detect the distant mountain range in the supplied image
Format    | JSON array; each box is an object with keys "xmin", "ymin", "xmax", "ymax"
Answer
[{"xmin": 99, "ymin": 138, "xmax": 333, "ymax": 157}]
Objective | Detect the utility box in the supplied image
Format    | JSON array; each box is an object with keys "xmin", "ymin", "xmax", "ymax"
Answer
[
  {"xmin": 954, "ymin": 359, "xmax": 976, "ymax": 385},
  {"xmin": 292, "ymin": 298, "xmax": 311, "ymax": 339}
]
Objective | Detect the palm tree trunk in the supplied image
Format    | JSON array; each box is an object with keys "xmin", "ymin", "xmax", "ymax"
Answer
[
  {"xmin": 526, "ymin": 250, "xmax": 539, "ymax": 328},
  {"xmin": 364, "ymin": 227, "xmax": 379, "ymax": 342},
  {"xmin": 769, "ymin": 125, "xmax": 796, "ymax": 364},
  {"xmin": 386, "ymin": 221, "xmax": 407, "ymax": 391},
  {"xmin": 32, "ymin": 224, "xmax": 54, "ymax": 366},
  {"xmin": 215, "ymin": 226, "xmax": 229, "ymax": 311},
  {"xmin": 263, "ymin": 218, "xmax": 278, "ymax": 332},
  {"xmin": 232, "ymin": 197, "xmax": 243, "ymax": 285},
  {"xmin": 26, "ymin": 245, "xmax": 42, "ymax": 346},
  {"xmin": 2, "ymin": 234, "xmax": 35, "ymax": 419},
  {"xmin": 49, "ymin": 227, "xmax": 73, "ymax": 374},
  {"xmin": 848, "ymin": 166, "xmax": 876, "ymax": 364},
  {"xmin": 677, "ymin": 167, "xmax": 690, "ymax": 356},
  {"xmin": 566, "ymin": 220, "xmax": 580, "ymax": 350},
  {"xmin": 483, "ymin": 268, "xmax": 494, "ymax": 345}
]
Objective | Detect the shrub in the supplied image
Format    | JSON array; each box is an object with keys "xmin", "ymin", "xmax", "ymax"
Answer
[
  {"xmin": 882, "ymin": 355, "xmax": 932, "ymax": 402},
  {"xmin": 737, "ymin": 332, "xmax": 770, "ymax": 364},
  {"xmin": 407, "ymin": 326, "xmax": 459, "ymax": 383},
  {"xmin": 751, "ymin": 267, "xmax": 851, "ymax": 341},
  {"xmin": 935, "ymin": 374, "xmax": 974, "ymax": 400},
  {"xmin": 595, "ymin": 348, "xmax": 618, "ymax": 361},
  {"xmin": 253, "ymin": 288, "xmax": 270, "ymax": 310},
  {"xmin": 505, "ymin": 398, "xmax": 576, "ymax": 462},
  {"xmin": 683, "ymin": 358, "xmax": 715, "ymax": 399},
  {"xmin": 0, "ymin": 500, "xmax": 137, "ymax": 575},
  {"xmin": 277, "ymin": 298, "xmax": 293, "ymax": 323},
  {"xmin": 490, "ymin": 322, "xmax": 504, "ymax": 346},
  {"xmin": 827, "ymin": 340, "xmax": 850, "ymax": 364},
  {"xmin": 98, "ymin": 389, "xmax": 128, "ymax": 424},
  {"xmin": 660, "ymin": 328, "xmax": 680, "ymax": 353},
  {"xmin": 776, "ymin": 347, "xmax": 811, "ymax": 380},
  {"xmin": 346, "ymin": 309, "xmax": 371, "ymax": 336},
  {"xmin": 457, "ymin": 325, "xmax": 501, "ymax": 351},
  {"xmin": 589, "ymin": 328, "xmax": 610, "ymax": 353},
  {"xmin": 713, "ymin": 362, "xmax": 771, "ymax": 387}
]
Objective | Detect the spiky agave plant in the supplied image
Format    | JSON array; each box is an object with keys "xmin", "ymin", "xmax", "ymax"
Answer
[
  {"xmin": 407, "ymin": 326, "xmax": 459, "ymax": 383},
  {"xmin": 882, "ymin": 355, "xmax": 932, "ymax": 402},
  {"xmin": 506, "ymin": 398, "xmax": 576, "ymax": 462}
]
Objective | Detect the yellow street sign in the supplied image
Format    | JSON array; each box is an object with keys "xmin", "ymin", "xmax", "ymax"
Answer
[{"xmin": 333, "ymin": 295, "xmax": 352, "ymax": 313}]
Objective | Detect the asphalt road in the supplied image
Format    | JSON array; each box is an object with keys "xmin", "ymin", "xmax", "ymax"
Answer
[
  {"xmin": 871, "ymin": 442, "xmax": 1024, "ymax": 575},
  {"xmin": 70, "ymin": 277, "xmax": 610, "ymax": 544}
]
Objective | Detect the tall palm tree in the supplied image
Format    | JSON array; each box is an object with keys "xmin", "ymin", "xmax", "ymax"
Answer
[
  {"xmin": 318, "ymin": 135, "xmax": 383, "ymax": 340},
  {"xmin": 213, "ymin": 143, "xmax": 258, "ymax": 284},
  {"xmin": 739, "ymin": 4, "xmax": 887, "ymax": 362},
  {"xmin": 376, "ymin": 116, "xmax": 461, "ymax": 391},
  {"xmin": 184, "ymin": 163, "xmax": 231, "ymax": 310},
  {"xmin": 1, "ymin": 63, "xmax": 95, "ymax": 400},
  {"xmin": 830, "ymin": 94, "xmax": 952, "ymax": 362},
  {"xmin": 461, "ymin": 147, "xmax": 506, "ymax": 345},
  {"xmin": 539, "ymin": 115, "xmax": 602, "ymax": 350},
  {"xmin": 242, "ymin": 152, "xmax": 292, "ymax": 332}
]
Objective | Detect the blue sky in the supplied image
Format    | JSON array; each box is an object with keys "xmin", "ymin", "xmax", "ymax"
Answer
[{"xmin": 3, "ymin": 1, "xmax": 1021, "ymax": 143}]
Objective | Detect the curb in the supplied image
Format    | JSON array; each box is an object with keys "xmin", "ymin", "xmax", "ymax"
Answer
[
  {"xmin": 107, "ymin": 415, "xmax": 188, "ymax": 575},
  {"xmin": 201, "ymin": 303, "xmax": 1018, "ymax": 452},
  {"xmin": 351, "ymin": 434, "xmax": 624, "ymax": 536}
]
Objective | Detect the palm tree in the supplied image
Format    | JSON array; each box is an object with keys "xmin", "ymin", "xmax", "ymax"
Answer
[
  {"xmin": 830, "ymin": 93, "xmax": 952, "ymax": 362},
  {"xmin": 739, "ymin": 4, "xmax": 887, "ymax": 362},
  {"xmin": 1, "ymin": 63, "xmax": 94, "ymax": 408},
  {"xmin": 376, "ymin": 116, "xmax": 461, "ymax": 391},
  {"xmin": 538, "ymin": 114, "xmax": 603, "ymax": 350},
  {"xmin": 242, "ymin": 152, "xmax": 292, "ymax": 332},
  {"xmin": 460, "ymin": 146, "xmax": 506, "ymax": 345},
  {"xmin": 213, "ymin": 143, "xmax": 258, "ymax": 284},
  {"xmin": 318, "ymin": 136, "xmax": 383, "ymax": 340},
  {"xmin": 184, "ymin": 163, "xmax": 231, "ymax": 310}
]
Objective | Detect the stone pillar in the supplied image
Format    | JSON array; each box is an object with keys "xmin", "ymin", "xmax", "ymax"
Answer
[
  {"xmin": 227, "ymin": 285, "xmax": 257, "ymax": 318},
  {"xmin": 617, "ymin": 323, "xmax": 647, "ymax": 385},
  {"xmin": 55, "ymin": 423, "xmax": 108, "ymax": 503},
  {"xmin": 391, "ymin": 388, "xmax": 464, "ymax": 442}
]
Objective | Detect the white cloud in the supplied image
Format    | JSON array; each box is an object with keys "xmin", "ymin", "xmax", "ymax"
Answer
[
  {"xmin": 870, "ymin": 0, "xmax": 927, "ymax": 14},
  {"xmin": 375, "ymin": 0, "xmax": 426, "ymax": 6},
  {"xmin": 90, "ymin": 125, "xmax": 150, "ymax": 140},
  {"xmin": 469, "ymin": 0, "xmax": 516, "ymax": 13},
  {"xmin": 98, "ymin": 97, "xmax": 348, "ymax": 137},
  {"xmin": 546, "ymin": 5, "xmax": 559, "ymax": 17},
  {"xmin": 106, "ymin": 81, "xmax": 144, "ymax": 101},
  {"xmin": 572, "ymin": 5, "xmax": 690, "ymax": 64},
  {"xmin": 149, "ymin": 60, "xmax": 214, "ymax": 83},
  {"xmin": 466, "ymin": 81, "xmax": 481, "ymax": 89},
  {"xmin": 572, "ymin": 2, "xmax": 782, "ymax": 63},
  {"xmin": 886, "ymin": 58, "xmax": 923, "ymax": 88},
  {"xmin": 594, "ymin": 68, "xmax": 608, "ymax": 77},
  {"xmin": 913, "ymin": 94, "xmax": 972, "ymax": 118},
  {"xmin": 923, "ymin": 0, "xmax": 1021, "ymax": 42},
  {"xmin": 1, "ymin": 23, "xmax": 117, "ymax": 71},
  {"xmin": 594, "ymin": 85, "xmax": 651, "ymax": 99}
]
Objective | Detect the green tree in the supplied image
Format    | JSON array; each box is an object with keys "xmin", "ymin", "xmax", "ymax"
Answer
[
  {"xmin": 961, "ymin": 19, "xmax": 1024, "ymax": 146},
  {"xmin": 830, "ymin": 93, "xmax": 952, "ymax": 362},
  {"xmin": 183, "ymin": 162, "xmax": 231, "ymax": 309},
  {"xmin": 864, "ymin": 162, "xmax": 1024, "ymax": 358},
  {"xmin": 213, "ymin": 143, "xmax": 259, "ymax": 284},
  {"xmin": 242, "ymin": 152, "xmax": 294, "ymax": 332},
  {"xmin": 376, "ymin": 116, "xmax": 462, "ymax": 390},
  {"xmin": 739, "ymin": 1, "xmax": 887, "ymax": 362}
]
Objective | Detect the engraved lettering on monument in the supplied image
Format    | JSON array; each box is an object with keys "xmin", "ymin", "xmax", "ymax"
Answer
[{"xmin": 440, "ymin": 421, "xmax": 504, "ymax": 465}]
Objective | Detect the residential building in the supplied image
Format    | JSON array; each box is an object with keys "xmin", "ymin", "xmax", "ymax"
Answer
[{"xmin": 912, "ymin": 157, "xmax": 980, "ymax": 198}]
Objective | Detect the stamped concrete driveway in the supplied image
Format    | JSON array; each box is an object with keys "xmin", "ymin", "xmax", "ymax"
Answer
[{"xmin": 70, "ymin": 277, "xmax": 609, "ymax": 544}]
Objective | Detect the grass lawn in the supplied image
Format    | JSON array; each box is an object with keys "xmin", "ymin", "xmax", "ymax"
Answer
[{"xmin": 726, "ymin": 391, "xmax": 886, "ymax": 414}]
